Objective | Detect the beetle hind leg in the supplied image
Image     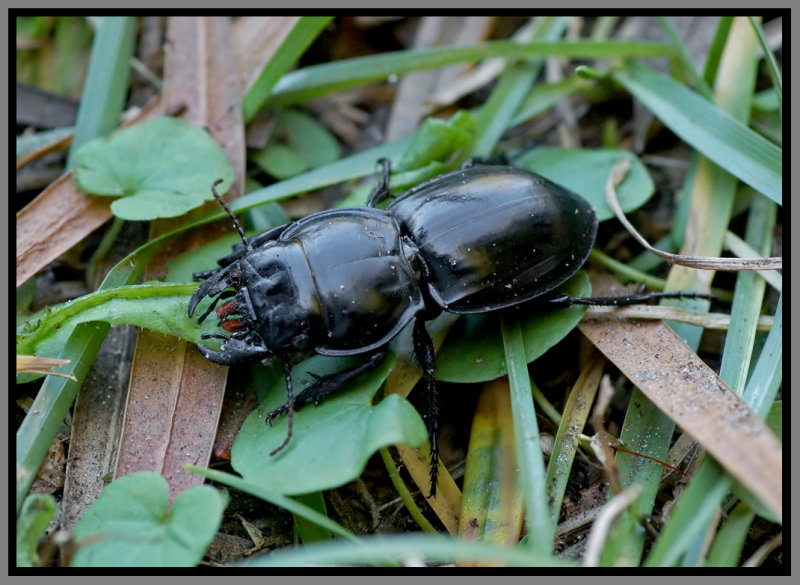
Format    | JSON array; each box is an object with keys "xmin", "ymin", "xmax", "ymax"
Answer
[
  {"xmin": 544, "ymin": 290, "xmax": 717, "ymax": 308},
  {"xmin": 412, "ymin": 318, "xmax": 440, "ymax": 498}
]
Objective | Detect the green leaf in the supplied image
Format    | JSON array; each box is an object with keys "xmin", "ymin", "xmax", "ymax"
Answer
[
  {"xmin": 231, "ymin": 353, "xmax": 428, "ymax": 495},
  {"xmin": 71, "ymin": 472, "xmax": 227, "ymax": 567},
  {"xmin": 17, "ymin": 323, "xmax": 110, "ymax": 508},
  {"xmin": 243, "ymin": 16, "xmax": 334, "ymax": 122},
  {"xmin": 515, "ymin": 147, "xmax": 654, "ymax": 220},
  {"xmin": 16, "ymin": 494, "xmax": 57, "ymax": 567},
  {"xmin": 189, "ymin": 467, "xmax": 360, "ymax": 543},
  {"xmin": 267, "ymin": 40, "xmax": 673, "ymax": 106},
  {"xmin": 250, "ymin": 109, "xmax": 340, "ymax": 179},
  {"xmin": 435, "ymin": 272, "xmax": 590, "ymax": 383},
  {"xmin": 395, "ymin": 112, "xmax": 476, "ymax": 172},
  {"xmin": 67, "ymin": 16, "xmax": 136, "ymax": 168},
  {"xmin": 73, "ymin": 116, "xmax": 235, "ymax": 220},
  {"xmin": 613, "ymin": 61, "xmax": 781, "ymax": 204},
  {"xmin": 16, "ymin": 283, "xmax": 202, "ymax": 363},
  {"xmin": 165, "ymin": 233, "xmax": 242, "ymax": 284}
]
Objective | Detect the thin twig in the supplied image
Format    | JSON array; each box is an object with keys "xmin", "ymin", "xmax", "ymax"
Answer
[{"xmin": 606, "ymin": 158, "xmax": 782, "ymax": 271}]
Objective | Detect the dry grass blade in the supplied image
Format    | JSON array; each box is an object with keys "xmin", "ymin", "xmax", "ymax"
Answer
[
  {"xmin": 16, "ymin": 17, "xmax": 303, "ymax": 289},
  {"xmin": 607, "ymin": 158, "xmax": 782, "ymax": 271},
  {"xmin": 15, "ymin": 97, "xmax": 165, "ymax": 288},
  {"xmin": 578, "ymin": 306, "xmax": 781, "ymax": 521},
  {"xmin": 112, "ymin": 16, "xmax": 244, "ymax": 500},
  {"xmin": 584, "ymin": 304, "xmax": 775, "ymax": 332},
  {"xmin": 232, "ymin": 17, "xmax": 302, "ymax": 94},
  {"xmin": 16, "ymin": 355, "xmax": 76, "ymax": 381},
  {"xmin": 583, "ymin": 484, "xmax": 643, "ymax": 567},
  {"xmin": 16, "ymin": 131, "xmax": 73, "ymax": 170}
]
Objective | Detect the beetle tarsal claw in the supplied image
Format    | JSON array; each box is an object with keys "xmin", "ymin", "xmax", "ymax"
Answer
[
  {"xmin": 196, "ymin": 336, "xmax": 270, "ymax": 365},
  {"xmin": 188, "ymin": 271, "xmax": 237, "ymax": 318}
]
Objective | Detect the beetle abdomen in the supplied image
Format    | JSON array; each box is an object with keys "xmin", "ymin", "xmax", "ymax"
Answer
[{"xmin": 389, "ymin": 166, "xmax": 597, "ymax": 313}]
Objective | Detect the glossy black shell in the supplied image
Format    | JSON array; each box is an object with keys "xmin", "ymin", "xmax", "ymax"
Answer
[
  {"xmin": 277, "ymin": 208, "xmax": 424, "ymax": 356},
  {"xmin": 388, "ymin": 165, "xmax": 598, "ymax": 313},
  {"xmin": 190, "ymin": 165, "xmax": 598, "ymax": 364}
]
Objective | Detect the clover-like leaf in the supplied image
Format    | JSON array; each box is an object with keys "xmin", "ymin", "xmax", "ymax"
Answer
[
  {"xmin": 16, "ymin": 494, "xmax": 57, "ymax": 567},
  {"xmin": 73, "ymin": 116, "xmax": 234, "ymax": 220},
  {"xmin": 516, "ymin": 147, "xmax": 654, "ymax": 221},
  {"xmin": 231, "ymin": 353, "xmax": 427, "ymax": 495},
  {"xmin": 250, "ymin": 108, "xmax": 340, "ymax": 180},
  {"xmin": 70, "ymin": 472, "xmax": 227, "ymax": 567},
  {"xmin": 435, "ymin": 272, "xmax": 591, "ymax": 383}
]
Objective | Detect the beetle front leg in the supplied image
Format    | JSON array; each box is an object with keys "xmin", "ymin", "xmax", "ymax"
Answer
[
  {"xmin": 412, "ymin": 318, "xmax": 440, "ymax": 498},
  {"xmin": 265, "ymin": 348, "xmax": 389, "ymax": 426},
  {"xmin": 366, "ymin": 158, "xmax": 393, "ymax": 207},
  {"xmin": 195, "ymin": 335, "xmax": 270, "ymax": 364}
]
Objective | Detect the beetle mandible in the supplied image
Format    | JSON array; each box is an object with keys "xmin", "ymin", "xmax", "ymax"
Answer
[{"xmin": 189, "ymin": 159, "xmax": 702, "ymax": 496}]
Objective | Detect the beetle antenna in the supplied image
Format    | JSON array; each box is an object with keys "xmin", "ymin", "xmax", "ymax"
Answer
[{"xmin": 210, "ymin": 179, "xmax": 253, "ymax": 253}]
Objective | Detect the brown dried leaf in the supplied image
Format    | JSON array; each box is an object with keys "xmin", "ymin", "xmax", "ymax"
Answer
[
  {"xmin": 114, "ymin": 16, "xmax": 244, "ymax": 500},
  {"xmin": 15, "ymin": 96, "xmax": 165, "ymax": 288},
  {"xmin": 231, "ymin": 16, "xmax": 302, "ymax": 94},
  {"xmin": 61, "ymin": 325, "xmax": 135, "ymax": 530},
  {"xmin": 15, "ymin": 17, "xmax": 302, "ymax": 289},
  {"xmin": 578, "ymin": 285, "xmax": 782, "ymax": 521}
]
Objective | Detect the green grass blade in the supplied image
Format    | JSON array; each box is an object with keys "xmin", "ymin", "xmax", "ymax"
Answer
[
  {"xmin": 613, "ymin": 61, "xmax": 781, "ymax": 204},
  {"xmin": 240, "ymin": 533, "xmax": 577, "ymax": 567},
  {"xmin": 748, "ymin": 17, "xmax": 782, "ymax": 117},
  {"xmin": 292, "ymin": 492, "xmax": 333, "ymax": 543},
  {"xmin": 66, "ymin": 16, "xmax": 135, "ymax": 168},
  {"xmin": 469, "ymin": 16, "xmax": 566, "ymax": 158},
  {"xmin": 268, "ymin": 39, "xmax": 673, "ymax": 106},
  {"xmin": 599, "ymin": 390, "xmax": 676, "ymax": 566},
  {"xmin": 742, "ymin": 295, "xmax": 782, "ymax": 419},
  {"xmin": 501, "ymin": 317, "xmax": 553, "ymax": 556},
  {"xmin": 719, "ymin": 195, "xmax": 776, "ymax": 392},
  {"xmin": 702, "ymin": 17, "xmax": 733, "ymax": 86},
  {"xmin": 706, "ymin": 502, "xmax": 756, "ymax": 566},
  {"xmin": 16, "ymin": 322, "xmax": 110, "ymax": 512},
  {"xmin": 189, "ymin": 467, "xmax": 359, "ymax": 543},
  {"xmin": 243, "ymin": 17, "xmax": 333, "ymax": 122},
  {"xmin": 644, "ymin": 459, "xmax": 731, "ymax": 566},
  {"xmin": 657, "ymin": 16, "xmax": 713, "ymax": 99},
  {"xmin": 545, "ymin": 357, "xmax": 601, "ymax": 524}
]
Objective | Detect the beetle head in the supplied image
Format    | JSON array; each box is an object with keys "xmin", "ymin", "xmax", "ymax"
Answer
[{"xmin": 190, "ymin": 243, "xmax": 321, "ymax": 363}]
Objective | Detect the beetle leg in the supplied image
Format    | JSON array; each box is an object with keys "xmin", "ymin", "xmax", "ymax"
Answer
[
  {"xmin": 264, "ymin": 348, "xmax": 389, "ymax": 425},
  {"xmin": 192, "ymin": 268, "xmax": 219, "ymax": 281},
  {"xmin": 196, "ymin": 290, "xmax": 235, "ymax": 323},
  {"xmin": 459, "ymin": 153, "xmax": 510, "ymax": 169},
  {"xmin": 544, "ymin": 291, "xmax": 717, "ymax": 308},
  {"xmin": 188, "ymin": 269, "xmax": 236, "ymax": 318},
  {"xmin": 268, "ymin": 359, "xmax": 297, "ymax": 456},
  {"xmin": 412, "ymin": 318, "xmax": 440, "ymax": 498},
  {"xmin": 366, "ymin": 158, "xmax": 393, "ymax": 207},
  {"xmin": 194, "ymin": 336, "xmax": 270, "ymax": 365}
]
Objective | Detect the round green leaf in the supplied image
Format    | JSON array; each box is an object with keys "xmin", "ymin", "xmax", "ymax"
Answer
[
  {"xmin": 232, "ymin": 353, "xmax": 427, "ymax": 495},
  {"xmin": 515, "ymin": 147, "xmax": 654, "ymax": 220},
  {"xmin": 71, "ymin": 472, "xmax": 227, "ymax": 567},
  {"xmin": 17, "ymin": 494, "xmax": 57, "ymax": 567},
  {"xmin": 250, "ymin": 109, "xmax": 340, "ymax": 179},
  {"xmin": 435, "ymin": 272, "xmax": 591, "ymax": 383},
  {"xmin": 73, "ymin": 116, "xmax": 234, "ymax": 220}
]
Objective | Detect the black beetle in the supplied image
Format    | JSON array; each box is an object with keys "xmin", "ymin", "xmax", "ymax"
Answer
[{"xmin": 189, "ymin": 160, "xmax": 704, "ymax": 495}]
